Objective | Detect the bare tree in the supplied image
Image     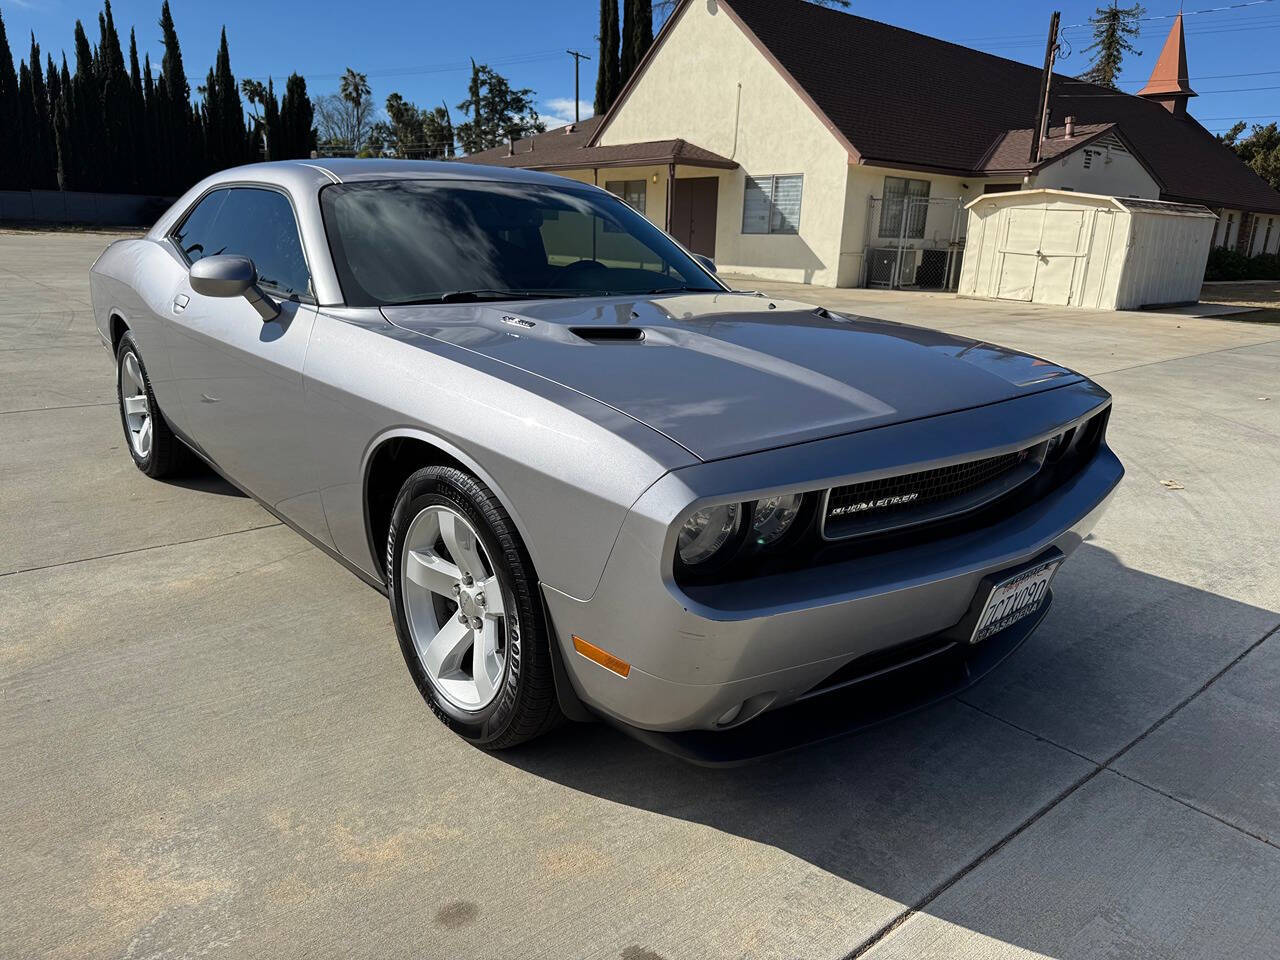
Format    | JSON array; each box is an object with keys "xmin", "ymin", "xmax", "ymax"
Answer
[{"xmin": 315, "ymin": 67, "xmax": 374, "ymax": 155}]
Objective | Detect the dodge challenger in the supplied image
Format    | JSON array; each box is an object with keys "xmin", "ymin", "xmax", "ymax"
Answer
[{"xmin": 89, "ymin": 160, "xmax": 1123, "ymax": 759}]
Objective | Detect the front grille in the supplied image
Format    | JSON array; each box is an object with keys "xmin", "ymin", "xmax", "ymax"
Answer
[{"xmin": 823, "ymin": 445, "xmax": 1042, "ymax": 540}]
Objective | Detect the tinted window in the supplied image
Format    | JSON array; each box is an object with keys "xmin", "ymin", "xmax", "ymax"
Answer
[
  {"xmin": 172, "ymin": 187, "xmax": 311, "ymax": 299},
  {"xmin": 319, "ymin": 179, "xmax": 720, "ymax": 307}
]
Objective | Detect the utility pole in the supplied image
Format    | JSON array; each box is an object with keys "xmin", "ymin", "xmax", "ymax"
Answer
[
  {"xmin": 1029, "ymin": 11, "xmax": 1060, "ymax": 165},
  {"xmin": 566, "ymin": 49, "xmax": 591, "ymax": 122}
]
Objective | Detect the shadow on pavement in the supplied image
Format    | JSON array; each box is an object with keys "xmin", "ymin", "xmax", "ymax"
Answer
[{"xmin": 497, "ymin": 542, "xmax": 1280, "ymax": 957}]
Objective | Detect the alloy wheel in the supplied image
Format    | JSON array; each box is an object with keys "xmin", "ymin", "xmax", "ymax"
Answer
[
  {"xmin": 400, "ymin": 504, "xmax": 509, "ymax": 711},
  {"xmin": 120, "ymin": 350, "xmax": 153, "ymax": 459}
]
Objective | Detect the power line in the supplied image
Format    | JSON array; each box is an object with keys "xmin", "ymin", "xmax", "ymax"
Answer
[
  {"xmin": 243, "ymin": 48, "xmax": 572, "ymax": 84},
  {"xmin": 1058, "ymin": 82, "xmax": 1280, "ymax": 97}
]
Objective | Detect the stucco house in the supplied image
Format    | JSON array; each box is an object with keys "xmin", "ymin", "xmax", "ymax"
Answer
[{"xmin": 462, "ymin": 0, "xmax": 1280, "ymax": 288}]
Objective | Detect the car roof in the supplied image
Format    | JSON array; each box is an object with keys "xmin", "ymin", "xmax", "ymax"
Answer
[{"xmin": 200, "ymin": 158, "xmax": 587, "ymax": 191}]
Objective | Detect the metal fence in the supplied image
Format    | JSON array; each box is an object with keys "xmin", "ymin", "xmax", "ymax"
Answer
[{"xmin": 862, "ymin": 195, "xmax": 966, "ymax": 290}]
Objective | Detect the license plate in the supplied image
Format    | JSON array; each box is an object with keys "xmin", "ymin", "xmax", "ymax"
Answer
[{"xmin": 970, "ymin": 558, "xmax": 1061, "ymax": 644}]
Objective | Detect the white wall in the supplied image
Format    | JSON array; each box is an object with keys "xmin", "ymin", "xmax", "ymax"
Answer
[
  {"xmin": 595, "ymin": 0, "xmax": 852, "ymax": 285},
  {"xmin": 837, "ymin": 165, "xmax": 987, "ymax": 285},
  {"xmin": 1027, "ymin": 137, "xmax": 1160, "ymax": 198}
]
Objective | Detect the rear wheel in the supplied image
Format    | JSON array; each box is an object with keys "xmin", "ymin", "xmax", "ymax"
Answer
[
  {"xmin": 387, "ymin": 465, "xmax": 561, "ymax": 748},
  {"xmin": 116, "ymin": 331, "xmax": 189, "ymax": 478}
]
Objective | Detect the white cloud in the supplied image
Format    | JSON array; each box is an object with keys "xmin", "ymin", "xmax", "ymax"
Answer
[{"xmin": 542, "ymin": 97, "xmax": 593, "ymax": 129}]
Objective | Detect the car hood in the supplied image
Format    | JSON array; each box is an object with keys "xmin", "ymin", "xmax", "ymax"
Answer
[{"xmin": 382, "ymin": 292, "xmax": 1082, "ymax": 461}]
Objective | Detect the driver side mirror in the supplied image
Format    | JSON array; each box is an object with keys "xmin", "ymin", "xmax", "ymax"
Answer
[
  {"xmin": 693, "ymin": 254, "xmax": 717, "ymax": 275},
  {"xmin": 189, "ymin": 254, "xmax": 279, "ymax": 322}
]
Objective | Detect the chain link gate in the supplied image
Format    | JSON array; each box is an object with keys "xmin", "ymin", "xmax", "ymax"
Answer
[{"xmin": 862, "ymin": 195, "xmax": 966, "ymax": 290}]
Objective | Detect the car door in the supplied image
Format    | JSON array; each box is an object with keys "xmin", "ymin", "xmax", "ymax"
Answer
[{"xmin": 165, "ymin": 185, "xmax": 333, "ymax": 546}]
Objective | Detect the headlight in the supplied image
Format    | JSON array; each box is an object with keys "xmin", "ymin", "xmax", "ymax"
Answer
[
  {"xmin": 751, "ymin": 494, "xmax": 802, "ymax": 545},
  {"xmin": 677, "ymin": 503, "xmax": 742, "ymax": 566}
]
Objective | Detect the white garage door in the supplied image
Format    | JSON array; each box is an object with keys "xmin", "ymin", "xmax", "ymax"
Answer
[{"xmin": 996, "ymin": 206, "xmax": 1092, "ymax": 305}]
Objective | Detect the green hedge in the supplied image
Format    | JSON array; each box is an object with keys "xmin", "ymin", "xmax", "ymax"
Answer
[{"xmin": 1205, "ymin": 246, "xmax": 1280, "ymax": 281}]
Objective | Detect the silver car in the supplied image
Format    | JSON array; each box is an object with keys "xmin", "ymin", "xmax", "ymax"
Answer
[{"xmin": 90, "ymin": 160, "xmax": 1123, "ymax": 760}]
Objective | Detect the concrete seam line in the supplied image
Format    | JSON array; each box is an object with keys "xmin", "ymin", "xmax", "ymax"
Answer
[
  {"xmin": 1095, "ymin": 336, "xmax": 1280, "ymax": 378},
  {"xmin": 1106, "ymin": 767, "xmax": 1280, "ymax": 852},
  {"xmin": 961, "ymin": 695, "xmax": 1280, "ymax": 852},
  {"xmin": 955, "ymin": 698, "xmax": 1099, "ymax": 766},
  {"xmin": 0, "ymin": 522, "xmax": 285, "ymax": 578},
  {"xmin": 844, "ymin": 766, "xmax": 1107, "ymax": 960},
  {"xmin": 1101, "ymin": 619, "xmax": 1280, "ymax": 768},
  {"xmin": 842, "ymin": 618, "xmax": 1280, "ymax": 960},
  {"xmin": 0, "ymin": 402, "xmax": 114, "ymax": 417}
]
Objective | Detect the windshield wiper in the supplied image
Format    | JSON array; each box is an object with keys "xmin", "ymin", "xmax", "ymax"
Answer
[
  {"xmin": 645, "ymin": 285, "xmax": 720, "ymax": 294},
  {"xmin": 437, "ymin": 289, "xmax": 577, "ymax": 304}
]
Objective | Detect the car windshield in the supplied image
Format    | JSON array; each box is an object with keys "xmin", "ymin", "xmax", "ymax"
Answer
[{"xmin": 319, "ymin": 178, "xmax": 722, "ymax": 307}]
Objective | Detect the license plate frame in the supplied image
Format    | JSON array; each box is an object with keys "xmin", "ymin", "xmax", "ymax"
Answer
[{"xmin": 968, "ymin": 555, "xmax": 1062, "ymax": 645}]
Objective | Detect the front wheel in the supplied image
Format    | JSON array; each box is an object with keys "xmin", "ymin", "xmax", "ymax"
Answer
[{"xmin": 386, "ymin": 465, "xmax": 561, "ymax": 748}]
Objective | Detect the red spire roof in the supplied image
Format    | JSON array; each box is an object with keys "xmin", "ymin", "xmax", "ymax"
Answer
[{"xmin": 1138, "ymin": 13, "xmax": 1196, "ymax": 98}]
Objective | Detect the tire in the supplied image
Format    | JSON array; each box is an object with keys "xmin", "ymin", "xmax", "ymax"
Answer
[
  {"xmin": 115, "ymin": 330, "xmax": 191, "ymax": 479},
  {"xmin": 387, "ymin": 465, "xmax": 561, "ymax": 749}
]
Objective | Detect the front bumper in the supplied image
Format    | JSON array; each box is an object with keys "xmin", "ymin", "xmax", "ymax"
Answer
[{"xmin": 542, "ymin": 381, "xmax": 1122, "ymax": 736}]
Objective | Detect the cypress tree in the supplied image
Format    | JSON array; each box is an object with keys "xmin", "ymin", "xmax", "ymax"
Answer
[
  {"xmin": 202, "ymin": 28, "xmax": 246, "ymax": 172},
  {"xmin": 28, "ymin": 35, "xmax": 55, "ymax": 189},
  {"xmin": 16, "ymin": 59, "xmax": 34, "ymax": 190},
  {"xmin": 594, "ymin": 0, "xmax": 620, "ymax": 116},
  {"xmin": 71, "ymin": 20, "xmax": 103, "ymax": 190},
  {"xmin": 629, "ymin": 0, "xmax": 653, "ymax": 77},
  {"xmin": 0, "ymin": 9, "xmax": 20, "ymax": 189},
  {"xmin": 142, "ymin": 53, "xmax": 157, "ymax": 193},
  {"xmin": 54, "ymin": 55, "xmax": 72, "ymax": 189},
  {"xmin": 619, "ymin": 0, "xmax": 636, "ymax": 88},
  {"xmin": 98, "ymin": 1, "xmax": 132, "ymax": 191},
  {"xmin": 262, "ymin": 76, "xmax": 280, "ymax": 160},
  {"xmin": 279, "ymin": 72, "xmax": 314, "ymax": 159},
  {"xmin": 128, "ymin": 29, "xmax": 146, "ymax": 192},
  {"xmin": 157, "ymin": 1, "xmax": 192, "ymax": 192}
]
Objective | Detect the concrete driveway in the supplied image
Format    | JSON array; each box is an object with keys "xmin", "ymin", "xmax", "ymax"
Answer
[{"xmin": 3, "ymin": 232, "xmax": 1279, "ymax": 960}]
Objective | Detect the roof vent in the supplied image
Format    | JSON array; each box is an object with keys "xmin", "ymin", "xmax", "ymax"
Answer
[
  {"xmin": 1065, "ymin": 116, "xmax": 1075, "ymax": 139},
  {"xmin": 565, "ymin": 123, "xmax": 576, "ymax": 134},
  {"xmin": 570, "ymin": 326, "xmax": 645, "ymax": 342}
]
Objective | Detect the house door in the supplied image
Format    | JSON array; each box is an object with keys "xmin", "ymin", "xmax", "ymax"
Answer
[{"xmin": 670, "ymin": 177, "xmax": 718, "ymax": 258}]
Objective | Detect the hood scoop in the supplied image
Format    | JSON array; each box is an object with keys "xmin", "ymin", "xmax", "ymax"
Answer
[{"xmin": 570, "ymin": 326, "xmax": 645, "ymax": 342}]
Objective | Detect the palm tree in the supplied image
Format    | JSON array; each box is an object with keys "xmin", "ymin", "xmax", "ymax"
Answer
[
  {"xmin": 338, "ymin": 67, "xmax": 372, "ymax": 153},
  {"xmin": 340, "ymin": 68, "xmax": 369, "ymax": 112}
]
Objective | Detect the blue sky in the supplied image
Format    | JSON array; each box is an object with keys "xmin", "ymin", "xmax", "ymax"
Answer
[{"xmin": 3, "ymin": 0, "xmax": 1277, "ymax": 136}]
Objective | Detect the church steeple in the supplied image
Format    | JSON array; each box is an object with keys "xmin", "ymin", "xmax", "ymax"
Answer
[{"xmin": 1138, "ymin": 13, "xmax": 1196, "ymax": 116}]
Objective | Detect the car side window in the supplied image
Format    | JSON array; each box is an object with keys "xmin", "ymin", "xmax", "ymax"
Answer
[
  {"xmin": 172, "ymin": 187, "xmax": 311, "ymax": 300},
  {"xmin": 171, "ymin": 189, "xmax": 229, "ymax": 263}
]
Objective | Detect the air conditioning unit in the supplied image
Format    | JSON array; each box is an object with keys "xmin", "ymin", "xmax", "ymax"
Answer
[{"xmin": 866, "ymin": 247, "xmax": 917, "ymax": 287}]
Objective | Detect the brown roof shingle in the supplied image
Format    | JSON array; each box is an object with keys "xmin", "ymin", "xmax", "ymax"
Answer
[
  {"xmin": 460, "ymin": 115, "xmax": 736, "ymax": 171},
  {"xmin": 718, "ymin": 0, "xmax": 1280, "ymax": 213}
]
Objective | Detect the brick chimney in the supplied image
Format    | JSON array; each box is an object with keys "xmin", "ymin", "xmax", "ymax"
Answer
[{"xmin": 1138, "ymin": 13, "xmax": 1197, "ymax": 116}]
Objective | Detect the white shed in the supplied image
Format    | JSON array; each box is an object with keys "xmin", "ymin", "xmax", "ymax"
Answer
[{"xmin": 958, "ymin": 189, "xmax": 1217, "ymax": 310}]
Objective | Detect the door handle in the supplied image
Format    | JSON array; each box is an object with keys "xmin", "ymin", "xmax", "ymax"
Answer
[
  {"xmin": 172, "ymin": 294, "xmax": 189, "ymax": 313},
  {"xmin": 200, "ymin": 393, "xmax": 220, "ymax": 404}
]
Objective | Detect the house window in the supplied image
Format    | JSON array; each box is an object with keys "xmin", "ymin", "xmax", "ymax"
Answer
[
  {"xmin": 1223, "ymin": 213, "xmax": 1235, "ymax": 249},
  {"xmin": 742, "ymin": 174, "xmax": 803, "ymax": 234},
  {"xmin": 605, "ymin": 180, "xmax": 646, "ymax": 215},
  {"xmin": 1264, "ymin": 217, "xmax": 1274, "ymax": 254},
  {"xmin": 880, "ymin": 176, "xmax": 930, "ymax": 239}
]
